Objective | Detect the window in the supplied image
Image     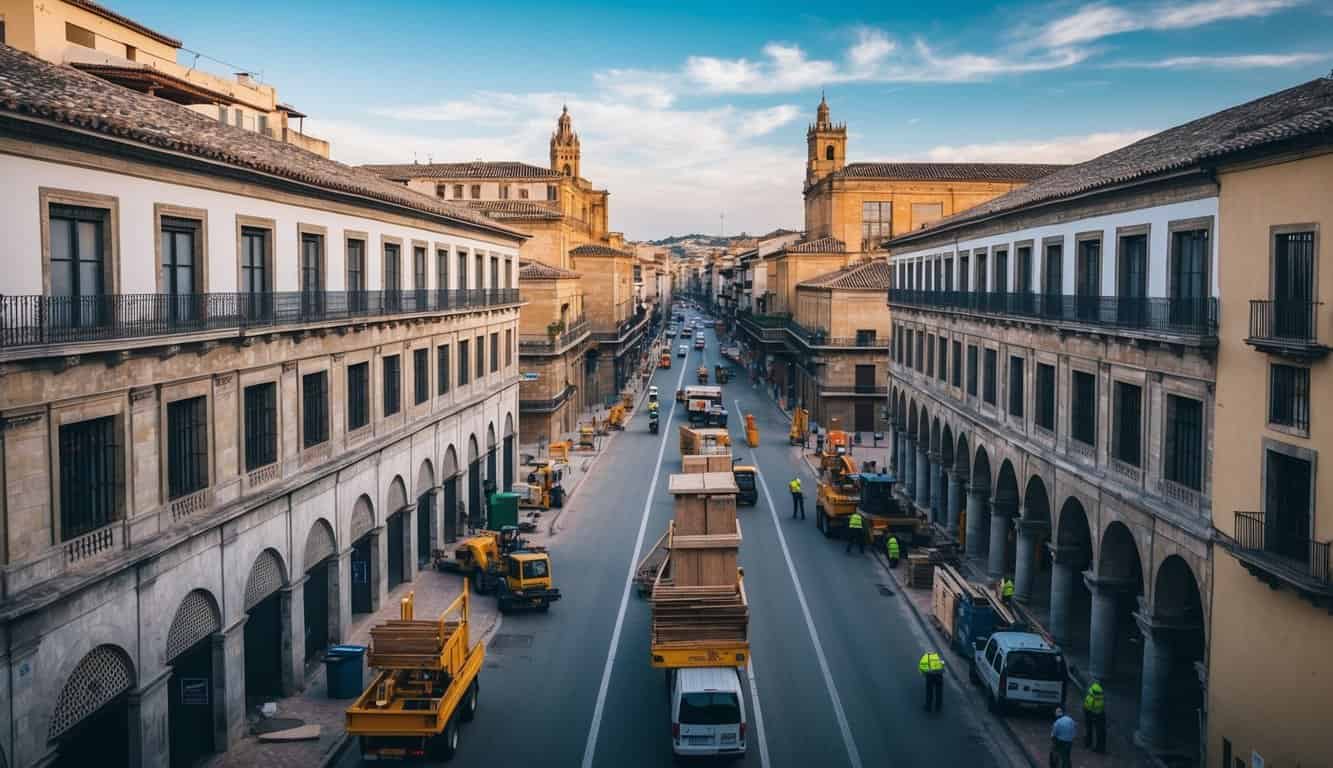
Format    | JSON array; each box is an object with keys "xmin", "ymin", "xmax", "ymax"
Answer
[
  {"xmin": 239, "ymin": 227, "xmax": 270, "ymax": 297},
  {"xmin": 1071, "ymin": 370, "xmax": 1096, "ymax": 447},
  {"xmin": 347, "ymin": 362, "xmax": 370, "ymax": 431},
  {"xmin": 58, "ymin": 416, "xmax": 121, "ymax": 540},
  {"xmin": 500, "ymin": 184, "xmax": 510, "ymax": 200},
  {"xmin": 167, "ymin": 396, "xmax": 209, "ymax": 499},
  {"xmin": 916, "ymin": 332, "xmax": 925, "ymax": 373},
  {"xmin": 49, "ymin": 204, "xmax": 108, "ymax": 326},
  {"xmin": 1264, "ymin": 448, "xmax": 1313, "ymax": 562},
  {"xmin": 825, "ymin": 145, "xmax": 835, "ymax": 161},
  {"xmin": 938, "ymin": 337, "xmax": 948, "ymax": 382},
  {"xmin": 457, "ymin": 250, "xmax": 468, "ymax": 292},
  {"xmin": 65, "ymin": 22, "xmax": 95, "ymax": 47},
  {"xmin": 436, "ymin": 184, "xmax": 447, "ymax": 198},
  {"xmin": 437, "ymin": 345, "xmax": 451, "ymax": 395},
  {"xmin": 1112, "ymin": 382, "xmax": 1142, "ymax": 466},
  {"xmin": 470, "ymin": 184, "xmax": 481, "ymax": 199},
  {"xmin": 958, "ymin": 254, "xmax": 970, "ymax": 293},
  {"xmin": 490, "ymin": 257, "xmax": 500, "ymax": 292},
  {"xmin": 1043, "ymin": 240, "xmax": 1063, "ymax": 296},
  {"xmin": 459, "ymin": 339, "xmax": 470, "ymax": 385},
  {"xmin": 1076, "ymin": 236, "xmax": 1101, "ymax": 321},
  {"xmin": 1273, "ymin": 230, "xmax": 1316, "ymax": 338},
  {"xmin": 414, "ymin": 348, "xmax": 429, "ymax": 405},
  {"xmin": 952, "ymin": 341, "xmax": 962, "ymax": 388},
  {"xmin": 974, "ymin": 250, "xmax": 987, "ymax": 293},
  {"xmin": 926, "ymin": 334, "xmax": 935, "ymax": 377},
  {"xmin": 905, "ymin": 329, "xmax": 913, "ymax": 369},
  {"xmin": 547, "ymin": 185, "xmax": 558, "ymax": 201},
  {"xmin": 414, "ymin": 246, "xmax": 428, "ymax": 292},
  {"xmin": 1117, "ymin": 232, "xmax": 1148, "ymax": 326},
  {"xmin": 475, "ymin": 334, "xmax": 485, "ymax": 378},
  {"xmin": 944, "ymin": 257, "xmax": 954, "ymax": 292},
  {"xmin": 505, "ymin": 329, "xmax": 513, "ymax": 367},
  {"xmin": 475, "ymin": 254, "xmax": 484, "ymax": 289},
  {"xmin": 160, "ymin": 216, "xmax": 201, "ymax": 322},
  {"xmin": 1164, "ymin": 395, "xmax": 1203, "ymax": 491},
  {"xmin": 1170, "ymin": 227, "xmax": 1209, "ymax": 326},
  {"xmin": 453, "ymin": 184, "xmax": 464, "ymax": 199},
  {"xmin": 993, "ymin": 249, "xmax": 1008, "ymax": 294},
  {"xmin": 300, "ymin": 233, "xmax": 323, "ymax": 316},
  {"xmin": 382, "ymin": 355, "xmax": 401, "ymax": 416},
  {"xmin": 1008, "ymin": 357, "xmax": 1024, "ymax": 417},
  {"xmin": 1, "ymin": 19, "xmax": 6, "ymax": 45},
  {"xmin": 519, "ymin": 188, "xmax": 529, "ymax": 200},
  {"xmin": 983, "ymin": 349, "xmax": 997, "ymax": 405},
  {"xmin": 302, "ymin": 371, "xmax": 329, "ymax": 448},
  {"xmin": 346, "ymin": 238, "xmax": 366, "ymax": 312},
  {"xmin": 243, "ymin": 383, "xmax": 278, "ymax": 471},
  {"xmin": 437, "ymin": 248, "xmax": 450, "ymax": 292},
  {"xmin": 1036, "ymin": 363, "xmax": 1056, "ymax": 431},
  {"xmin": 1269, "ymin": 364, "xmax": 1310, "ymax": 432},
  {"xmin": 383, "ymin": 242, "xmax": 401, "ymax": 306},
  {"xmin": 861, "ymin": 202, "xmax": 891, "ymax": 252},
  {"xmin": 1016, "ymin": 245, "xmax": 1032, "ymax": 293},
  {"xmin": 966, "ymin": 344, "xmax": 978, "ymax": 396}
]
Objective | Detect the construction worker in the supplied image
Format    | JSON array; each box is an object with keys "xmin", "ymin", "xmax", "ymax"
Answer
[
  {"xmin": 845, "ymin": 511, "xmax": 865, "ymax": 554},
  {"xmin": 1001, "ymin": 577, "xmax": 1015, "ymax": 605},
  {"xmin": 789, "ymin": 477, "xmax": 805, "ymax": 520},
  {"xmin": 919, "ymin": 651, "xmax": 944, "ymax": 712},
  {"xmin": 1083, "ymin": 681, "xmax": 1106, "ymax": 753},
  {"xmin": 886, "ymin": 535, "xmax": 901, "ymax": 568}
]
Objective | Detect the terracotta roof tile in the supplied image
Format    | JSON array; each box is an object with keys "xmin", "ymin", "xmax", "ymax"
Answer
[
  {"xmin": 799, "ymin": 260, "xmax": 892, "ymax": 290},
  {"xmin": 831, "ymin": 162, "xmax": 1066, "ymax": 182},
  {"xmin": 66, "ymin": 0, "xmax": 182, "ymax": 48},
  {"xmin": 518, "ymin": 260, "xmax": 581, "ymax": 279},
  {"xmin": 360, "ymin": 161, "xmax": 562, "ymax": 181},
  {"xmin": 570, "ymin": 243, "xmax": 633, "ymax": 258},
  {"xmin": 0, "ymin": 45, "xmax": 524, "ymax": 239},
  {"xmin": 893, "ymin": 76, "xmax": 1333, "ymax": 244},
  {"xmin": 786, "ymin": 236, "xmax": 846, "ymax": 254}
]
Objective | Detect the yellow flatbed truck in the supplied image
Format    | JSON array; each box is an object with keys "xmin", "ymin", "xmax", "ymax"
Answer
[{"xmin": 346, "ymin": 589, "xmax": 483, "ymax": 762}]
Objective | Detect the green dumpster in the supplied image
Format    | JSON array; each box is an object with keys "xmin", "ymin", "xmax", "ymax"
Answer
[{"xmin": 488, "ymin": 492, "xmax": 520, "ymax": 530}]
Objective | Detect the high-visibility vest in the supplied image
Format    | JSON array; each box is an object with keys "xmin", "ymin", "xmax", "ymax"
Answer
[
  {"xmin": 1002, "ymin": 579, "xmax": 1014, "ymax": 598},
  {"xmin": 1084, "ymin": 684, "xmax": 1105, "ymax": 714},
  {"xmin": 789, "ymin": 479, "xmax": 802, "ymax": 493},
  {"xmin": 919, "ymin": 652, "xmax": 944, "ymax": 674},
  {"xmin": 848, "ymin": 513, "xmax": 864, "ymax": 529},
  {"xmin": 887, "ymin": 537, "xmax": 900, "ymax": 558}
]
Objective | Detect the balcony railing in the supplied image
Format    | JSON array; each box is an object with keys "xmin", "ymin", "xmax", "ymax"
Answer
[
  {"xmin": 1245, "ymin": 300, "xmax": 1329, "ymax": 359},
  {"xmin": 591, "ymin": 311, "xmax": 648, "ymax": 343},
  {"xmin": 785, "ymin": 318, "xmax": 883, "ymax": 349},
  {"xmin": 888, "ymin": 289, "xmax": 1218, "ymax": 337},
  {"xmin": 520, "ymin": 316, "xmax": 590, "ymax": 353},
  {"xmin": 519, "ymin": 385, "xmax": 577, "ymax": 413},
  {"xmin": 0, "ymin": 289, "xmax": 521, "ymax": 349},
  {"xmin": 1232, "ymin": 510, "xmax": 1331, "ymax": 590}
]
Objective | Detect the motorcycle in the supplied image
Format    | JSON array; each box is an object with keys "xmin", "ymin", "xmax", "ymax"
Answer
[{"xmin": 648, "ymin": 415, "xmax": 660, "ymax": 434}]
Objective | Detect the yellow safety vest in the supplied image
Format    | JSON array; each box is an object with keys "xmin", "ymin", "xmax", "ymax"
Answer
[
  {"xmin": 919, "ymin": 652, "xmax": 944, "ymax": 674},
  {"xmin": 848, "ymin": 513, "xmax": 864, "ymax": 530},
  {"xmin": 1084, "ymin": 685, "xmax": 1105, "ymax": 714},
  {"xmin": 887, "ymin": 537, "xmax": 900, "ymax": 558},
  {"xmin": 790, "ymin": 479, "xmax": 802, "ymax": 493},
  {"xmin": 1002, "ymin": 579, "xmax": 1014, "ymax": 598}
]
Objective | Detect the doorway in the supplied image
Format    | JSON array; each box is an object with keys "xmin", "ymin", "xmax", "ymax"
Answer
[
  {"xmin": 169, "ymin": 640, "xmax": 215, "ymax": 767},
  {"xmin": 303, "ymin": 559, "xmax": 330, "ymax": 662},
  {"xmin": 386, "ymin": 511, "xmax": 406, "ymax": 590},
  {"xmin": 351, "ymin": 536, "xmax": 373, "ymax": 615},
  {"xmin": 854, "ymin": 400, "xmax": 874, "ymax": 433},
  {"xmin": 416, "ymin": 491, "xmax": 433, "ymax": 569},
  {"xmin": 444, "ymin": 477, "xmax": 460, "ymax": 543},
  {"xmin": 53, "ymin": 695, "xmax": 130, "ymax": 768},
  {"xmin": 243, "ymin": 594, "xmax": 283, "ymax": 702}
]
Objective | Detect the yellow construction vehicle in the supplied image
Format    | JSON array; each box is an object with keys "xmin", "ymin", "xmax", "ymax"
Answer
[
  {"xmin": 660, "ymin": 352, "xmax": 672, "ymax": 369},
  {"xmin": 548, "ymin": 441, "xmax": 571, "ymax": 463},
  {"xmin": 608, "ymin": 403, "xmax": 628, "ymax": 430},
  {"xmin": 817, "ymin": 418, "xmax": 852, "ymax": 473},
  {"xmin": 515, "ymin": 463, "xmax": 564, "ymax": 509},
  {"xmin": 732, "ymin": 459, "xmax": 758, "ymax": 506},
  {"xmin": 346, "ymin": 590, "xmax": 482, "ymax": 762},
  {"xmin": 434, "ymin": 527, "xmax": 562, "ymax": 612},
  {"xmin": 789, "ymin": 408, "xmax": 809, "ymax": 446},
  {"xmin": 577, "ymin": 423, "xmax": 597, "ymax": 450},
  {"xmin": 814, "ymin": 453, "xmax": 861, "ymax": 539}
]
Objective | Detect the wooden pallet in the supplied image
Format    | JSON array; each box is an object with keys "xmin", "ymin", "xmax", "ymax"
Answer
[{"xmin": 906, "ymin": 552, "xmax": 935, "ymax": 588}]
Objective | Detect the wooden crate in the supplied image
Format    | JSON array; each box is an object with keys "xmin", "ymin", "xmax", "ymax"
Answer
[
  {"xmin": 906, "ymin": 552, "xmax": 935, "ymax": 588},
  {"xmin": 670, "ymin": 548, "xmax": 738, "ymax": 587},
  {"xmin": 682, "ymin": 455, "xmax": 710, "ymax": 475},
  {"xmin": 705, "ymin": 495, "xmax": 736, "ymax": 534},
  {"xmin": 705, "ymin": 454, "xmax": 733, "ymax": 473}
]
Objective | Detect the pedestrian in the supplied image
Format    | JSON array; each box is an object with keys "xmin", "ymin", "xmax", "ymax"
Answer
[
  {"xmin": 1083, "ymin": 681, "xmax": 1106, "ymax": 753},
  {"xmin": 845, "ymin": 511, "xmax": 865, "ymax": 554},
  {"xmin": 1001, "ymin": 577, "xmax": 1015, "ymax": 605},
  {"xmin": 918, "ymin": 651, "xmax": 944, "ymax": 712},
  {"xmin": 789, "ymin": 477, "xmax": 805, "ymax": 520},
  {"xmin": 1050, "ymin": 707, "xmax": 1076, "ymax": 768},
  {"xmin": 886, "ymin": 535, "xmax": 901, "ymax": 568}
]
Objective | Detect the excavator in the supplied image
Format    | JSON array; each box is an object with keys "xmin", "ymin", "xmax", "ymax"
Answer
[
  {"xmin": 515, "ymin": 462, "xmax": 564, "ymax": 509},
  {"xmin": 435, "ymin": 526, "xmax": 562, "ymax": 613}
]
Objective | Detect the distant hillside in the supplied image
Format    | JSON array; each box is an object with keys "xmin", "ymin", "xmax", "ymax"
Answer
[{"xmin": 650, "ymin": 229, "xmax": 800, "ymax": 258}]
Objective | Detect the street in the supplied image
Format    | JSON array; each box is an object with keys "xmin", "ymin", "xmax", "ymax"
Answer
[{"xmin": 337, "ymin": 319, "xmax": 1021, "ymax": 768}]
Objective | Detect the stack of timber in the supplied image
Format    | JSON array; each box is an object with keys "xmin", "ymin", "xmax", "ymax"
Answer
[
  {"xmin": 931, "ymin": 564, "xmax": 988, "ymax": 643},
  {"xmin": 649, "ymin": 582, "xmax": 749, "ymax": 646},
  {"xmin": 679, "ymin": 426, "xmax": 734, "ymax": 472},
  {"xmin": 666, "ymin": 472, "xmax": 742, "ymax": 586},
  {"xmin": 367, "ymin": 617, "xmax": 460, "ymax": 669},
  {"xmin": 905, "ymin": 552, "xmax": 935, "ymax": 588}
]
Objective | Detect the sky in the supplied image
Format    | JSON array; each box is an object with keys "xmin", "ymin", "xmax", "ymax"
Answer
[{"xmin": 116, "ymin": 0, "xmax": 1333, "ymax": 240}]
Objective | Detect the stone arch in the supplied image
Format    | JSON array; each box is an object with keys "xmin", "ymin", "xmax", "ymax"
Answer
[
  {"xmin": 504, "ymin": 412, "xmax": 515, "ymax": 437},
  {"xmin": 930, "ymin": 417, "xmax": 941, "ymax": 454},
  {"xmin": 990, "ymin": 459, "xmax": 1021, "ymax": 576},
  {"xmin": 442, "ymin": 445, "xmax": 460, "ymax": 478},
  {"xmin": 468, "ymin": 434, "xmax": 480, "ymax": 463},
  {"xmin": 897, "ymin": 392, "xmax": 907, "ymax": 425},
  {"xmin": 1098, "ymin": 520, "xmax": 1144, "ymax": 586},
  {"xmin": 304, "ymin": 518, "xmax": 336, "ymax": 571},
  {"xmin": 915, "ymin": 405, "xmax": 929, "ymax": 445},
  {"xmin": 164, "ymin": 588, "xmax": 222, "ymax": 663},
  {"xmin": 1153, "ymin": 554, "xmax": 1204, "ymax": 628},
  {"xmin": 1146, "ymin": 553, "xmax": 1207, "ymax": 753},
  {"xmin": 487, "ymin": 422, "xmax": 497, "ymax": 449},
  {"xmin": 940, "ymin": 424, "xmax": 955, "ymax": 470},
  {"xmin": 907, "ymin": 399, "xmax": 918, "ymax": 436},
  {"xmin": 1057, "ymin": 496, "xmax": 1094, "ymax": 555},
  {"xmin": 825, "ymin": 144, "xmax": 835, "ymax": 161},
  {"xmin": 243, "ymin": 548, "xmax": 288, "ymax": 611},
  {"xmin": 955, "ymin": 433, "xmax": 970, "ymax": 476},
  {"xmin": 971, "ymin": 444, "xmax": 993, "ymax": 495},
  {"xmin": 1023, "ymin": 475, "xmax": 1051, "ymax": 524},
  {"xmin": 416, "ymin": 459, "xmax": 435, "ymax": 497},
  {"xmin": 350, "ymin": 494, "xmax": 375, "ymax": 541},
  {"xmin": 48, "ymin": 644, "xmax": 136, "ymax": 740},
  {"xmin": 386, "ymin": 475, "xmax": 409, "ymax": 515}
]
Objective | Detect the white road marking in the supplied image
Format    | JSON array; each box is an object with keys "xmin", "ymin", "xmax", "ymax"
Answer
[
  {"xmin": 580, "ymin": 351, "xmax": 688, "ymax": 768},
  {"xmin": 738, "ymin": 398, "xmax": 864, "ymax": 768},
  {"xmin": 744, "ymin": 657, "xmax": 772, "ymax": 768}
]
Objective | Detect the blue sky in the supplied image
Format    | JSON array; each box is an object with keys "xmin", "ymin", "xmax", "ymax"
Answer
[{"xmin": 118, "ymin": 0, "xmax": 1332, "ymax": 239}]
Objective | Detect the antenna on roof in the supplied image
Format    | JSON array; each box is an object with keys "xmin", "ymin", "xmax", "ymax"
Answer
[{"xmin": 428, "ymin": 154, "xmax": 433, "ymax": 164}]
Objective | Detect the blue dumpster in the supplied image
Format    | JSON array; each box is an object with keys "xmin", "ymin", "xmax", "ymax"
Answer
[{"xmin": 324, "ymin": 645, "xmax": 366, "ymax": 699}]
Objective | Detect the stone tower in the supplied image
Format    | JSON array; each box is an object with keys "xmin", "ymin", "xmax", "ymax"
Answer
[
  {"xmin": 806, "ymin": 93, "xmax": 846, "ymax": 187},
  {"xmin": 550, "ymin": 105, "xmax": 580, "ymax": 178}
]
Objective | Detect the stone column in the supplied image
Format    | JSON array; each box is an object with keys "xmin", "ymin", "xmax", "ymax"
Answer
[
  {"xmin": 915, "ymin": 446, "xmax": 930, "ymax": 510},
  {"xmin": 929, "ymin": 454, "xmax": 944, "ymax": 523},
  {"xmin": 946, "ymin": 470, "xmax": 962, "ymax": 537},
  {"xmin": 1085, "ymin": 574, "xmax": 1120, "ymax": 682},
  {"xmin": 988, "ymin": 499, "xmax": 1014, "ymax": 578},
  {"xmin": 903, "ymin": 436, "xmax": 916, "ymax": 497},
  {"xmin": 128, "ymin": 669, "xmax": 171, "ymax": 768},
  {"xmin": 217, "ymin": 618, "xmax": 248, "ymax": 747},
  {"xmin": 279, "ymin": 577, "xmax": 306, "ymax": 696},
  {"xmin": 965, "ymin": 486, "xmax": 987, "ymax": 558},
  {"xmin": 1047, "ymin": 546, "xmax": 1079, "ymax": 646},
  {"xmin": 334, "ymin": 549, "xmax": 352, "ymax": 646},
  {"xmin": 1014, "ymin": 519, "xmax": 1048, "ymax": 602},
  {"xmin": 1134, "ymin": 614, "xmax": 1175, "ymax": 751},
  {"xmin": 888, "ymin": 422, "xmax": 899, "ymax": 473},
  {"xmin": 430, "ymin": 487, "xmax": 444, "ymax": 560},
  {"xmin": 368, "ymin": 528, "xmax": 385, "ymax": 614},
  {"xmin": 402, "ymin": 502, "xmax": 418, "ymax": 584}
]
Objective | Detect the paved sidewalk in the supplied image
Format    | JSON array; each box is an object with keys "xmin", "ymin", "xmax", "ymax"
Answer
[{"xmin": 201, "ymin": 569, "xmax": 499, "ymax": 768}]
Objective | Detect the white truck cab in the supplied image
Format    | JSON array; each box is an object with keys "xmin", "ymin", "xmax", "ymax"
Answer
[
  {"xmin": 970, "ymin": 631, "xmax": 1066, "ymax": 715},
  {"xmin": 670, "ymin": 667, "xmax": 747, "ymax": 758}
]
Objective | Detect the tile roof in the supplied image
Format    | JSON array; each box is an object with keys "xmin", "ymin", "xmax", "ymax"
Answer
[
  {"xmin": 67, "ymin": 0, "xmax": 182, "ymax": 48},
  {"xmin": 785, "ymin": 236, "xmax": 846, "ymax": 254},
  {"xmin": 569, "ymin": 243, "xmax": 633, "ymax": 258},
  {"xmin": 360, "ymin": 161, "xmax": 562, "ymax": 181},
  {"xmin": 893, "ymin": 76, "xmax": 1333, "ymax": 245},
  {"xmin": 0, "ymin": 45, "xmax": 524, "ymax": 239},
  {"xmin": 831, "ymin": 162, "xmax": 1067, "ymax": 182},
  {"xmin": 799, "ymin": 259, "xmax": 892, "ymax": 290},
  {"xmin": 467, "ymin": 200, "xmax": 563, "ymax": 221},
  {"xmin": 518, "ymin": 261, "xmax": 581, "ymax": 279}
]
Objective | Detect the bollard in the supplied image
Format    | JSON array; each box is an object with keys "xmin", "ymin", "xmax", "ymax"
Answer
[{"xmin": 745, "ymin": 413, "xmax": 760, "ymax": 447}]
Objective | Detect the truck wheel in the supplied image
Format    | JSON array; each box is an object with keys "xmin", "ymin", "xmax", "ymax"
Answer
[
  {"xmin": 460, "ymin": 680, "xmax": 479, "ymax": 722},
  {"xmin": 538, "ymin": 599, "xmax": 551, "ymax": 613},
  {"xmin": 432, "ymin": 718, "xmax": 459, "ymax": 761},
  {"xmin": 471, "ymin": 569, "xmax": 485, "ymax": 595},
  {"xmin": 497, "ymin": 598, "xmax": 510, "ymax": 613}
]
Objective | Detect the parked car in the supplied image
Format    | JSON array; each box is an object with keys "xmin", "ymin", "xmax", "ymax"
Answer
[
  {"xmin": 970, "ymin": 631, "xmax": 1066, "ymax": 715},
  {"xmin": 678, "ymin": 345, "xmax": 688, "ymax": 357}
]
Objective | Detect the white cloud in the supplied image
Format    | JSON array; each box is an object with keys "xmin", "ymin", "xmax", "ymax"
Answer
[
  {"xmin": 1035, "ymin": 0, "xmax": 1304, "ymax": 48},
  {"xmin": 922, "ymin": 130, "xmax": 1155, "ymax": 164},
  {"xmin": 1110, "ymin": 52, "xmax": 1328, "ymax": 68},
  {"xmin": 593, "ymin": 68, "xmax": 677, "ymax": 109},
  {"xmin": 847, "ymin": 27, "xmax": 896, "ymax": 73},
  {"xmin": 369, "ymin": 100, "xmax": 510, "ymax": 123}
]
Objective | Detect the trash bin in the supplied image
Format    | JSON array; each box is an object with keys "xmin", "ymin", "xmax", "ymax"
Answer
[
  {"xmin": 550, "ymin": 485, "xmax": 565, "ymax": 509},
  {"xmin": 324, "ymin": 645, "xmax": 366, "ymax": 699}
]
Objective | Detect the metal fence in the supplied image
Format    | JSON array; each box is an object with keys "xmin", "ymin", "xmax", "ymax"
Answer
[
  {"xmin": 1234, "ymin": 510, "xmax": 1331, "ymax": 585},
  {"xmin": 1248, "ymin": 299, "xmax": 1324, "ymax": 344},
  {"xmin": 519, "ymin": 316, "xmax": 590, "ymax": 353},
  {"xmin": 888, "ymin": 289, "xmax": 1218, "ymax": 336}
]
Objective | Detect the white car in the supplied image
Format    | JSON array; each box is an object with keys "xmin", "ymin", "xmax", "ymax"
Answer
[
  {"xmin": 670, "ymin": 667, "xmax": 747, "ymax": 758},
  {"xmin": 678, "ymin": 345, "xmax": 688, "ymax": 357},
  {"xmin": 971, "ymin": 631, "xmax": 1066, "ymax": 715}
]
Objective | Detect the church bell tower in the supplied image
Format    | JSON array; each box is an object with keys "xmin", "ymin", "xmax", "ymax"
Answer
[
  {"xmin": 550, "ymin": 105, "xmax": 581, "ymax": 178},
  {"xmin": 806, "ymin": 93, "xmax": 846, "ymax": 187}
]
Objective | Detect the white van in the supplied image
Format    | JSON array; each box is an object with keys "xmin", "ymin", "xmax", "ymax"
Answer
[
  {"xmin": 670, "ymin": 667, "xmax": 747, "ymax": 758},
  {"xmin": 970, "ymin": 631, "xmax": 1066, "ymax": 714}
]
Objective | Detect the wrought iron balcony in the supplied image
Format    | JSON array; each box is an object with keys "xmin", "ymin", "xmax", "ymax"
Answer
[
  {"xmin": 520, "ymin": 385, "xmax": 577, "ymax": 413},
  {"xmin": 1225, "ymin": 510, "xmax": 1332, "ymax": 603},
  {"xmin": 590, "ymin": 311, "xmax": 649, "ymax": 343},
  {"xmin": 1245, "ymin": 300, "xmax": 1329, "ymax": 359},
  {"xmin": 520, "ymin": 316, "xmax": 590, "ymax": 354},
  {"xmin": 887, "ymin": 289, "xmax": 1218, "ymax": 338},
  {"xmin": 785, "ymin": 318, "xmax": 883, "ymax": 349},
  {"xmin": 0, "ymin": 289, "xmax": 520, "ymax": 350}
]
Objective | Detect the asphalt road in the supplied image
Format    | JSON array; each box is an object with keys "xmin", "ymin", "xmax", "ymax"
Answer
[{"xmin": 336, "ymin": 314, "xmax": 1021, "ymax": 768}]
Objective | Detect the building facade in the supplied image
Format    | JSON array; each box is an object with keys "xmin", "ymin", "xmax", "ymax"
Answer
[
  {"xmin": 515, "ymin": 261, "xmax": 590, "ymax": 443},
  {"xmin": 0, "ymin": 45, "xmax": 522, "ymax": 768}
]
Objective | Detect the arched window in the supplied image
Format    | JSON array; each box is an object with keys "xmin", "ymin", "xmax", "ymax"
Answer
[
  {"xmin": 563, "ymin": 164, "xmax": 572, "ymax": 176},
  {"xmin": 825, "ymin": 145, "xmax": 835, "ymax": 161}
]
